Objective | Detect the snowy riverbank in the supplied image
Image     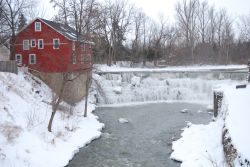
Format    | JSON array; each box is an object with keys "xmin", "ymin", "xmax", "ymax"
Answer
[
  {"xmin": 1, "ymin": 64, "xmax": 247, "ymax": 167},
  {"xmin": 222, "ymin": 85, "xmax": 250, "ymax": 166},
  {"xmin": 171, "ymin": 84, "xmax": 250, "ymax": 167},
  {"xmin": 0, "ymin": 70, "xmax": 104, "ymax": 167}
]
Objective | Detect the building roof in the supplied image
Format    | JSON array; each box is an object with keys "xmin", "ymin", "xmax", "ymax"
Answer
[
  {"xmin": 12, "ymin": 18, "xmax": 94, "ymax": 45},
  {"xmin": 40, "ymin": 18, "xmax": 94, "ymax": 45},
  {"xmin": 41, "ymin": 19, "xmax": 78, "ymax": 41}
]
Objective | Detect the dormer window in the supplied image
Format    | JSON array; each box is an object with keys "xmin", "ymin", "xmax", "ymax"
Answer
[
  {"xmin": 35, "ymin": 22, "xmax": 41, "ymax": 32},
  {"xmin": 53, "ymin": 39, "xmax": 60, "ymax": 49}
]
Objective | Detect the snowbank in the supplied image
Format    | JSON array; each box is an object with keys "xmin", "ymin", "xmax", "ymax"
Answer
[
  {"xmin": 0, "ymin": 70, "xmax": 104, "ymax": 167},
  {"xmin": 171, "ymin": 83, "xmax": 250, "ymax": 167},
  {"xmin": 171, "ymin": 120, "xmax": 225, "ymax": 167},
  {"xmin": 221, "ymin": 85, "xmax": 250, "ymax": 165}
]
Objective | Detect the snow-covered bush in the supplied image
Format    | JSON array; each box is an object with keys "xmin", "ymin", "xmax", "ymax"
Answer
[{"xmin": 0, "ymin": 123, "xmax": 22, "ymax": 143}]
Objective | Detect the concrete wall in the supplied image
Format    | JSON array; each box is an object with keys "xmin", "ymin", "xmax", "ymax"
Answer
[{"xmin": 33, "ymin": 71, "xmax": 88, "ymax": 104}]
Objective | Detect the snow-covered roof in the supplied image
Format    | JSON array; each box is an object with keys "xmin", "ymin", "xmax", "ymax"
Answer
[
  {"xmin": 40, "ymin": 19, "xmax": 94, "ymax": 45},
  {"xmin": 41, "ymin": 19, "xmax": 77, "ymax": 41},
  {"xmin": 13, "ymin": 18, "xmax": 94, "ymax": 44}
]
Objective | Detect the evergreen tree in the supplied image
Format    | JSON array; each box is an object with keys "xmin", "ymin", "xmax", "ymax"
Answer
[{"xmin": 18, "ymin": 13, "xmax": 27, "ymax": 31}]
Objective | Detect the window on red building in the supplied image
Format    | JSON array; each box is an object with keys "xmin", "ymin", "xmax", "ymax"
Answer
[
  {"xmin": 30, "ymin": 39, "xmax": 36, "ymax": 47},
  {"xmin": 38, "ymin": 39, "xmax": 43, "ymax": 49},
  {"xmin": 35, "ymin": 22, "xmax": 41, "ymax": 32},
  {"xmin": 23, "ymin": 40, "xmax": 29, "ymax": 50},
  {"xmin": 15, "ymin": 54, "xmax": 22, "ymax": 65},
  {"xmin": 29, "ymin": 54, "xmax": 36, "ymax": 64},
  {"xmin": 53, "ymin": 39, "xmax": 60, "ymax": 49}
]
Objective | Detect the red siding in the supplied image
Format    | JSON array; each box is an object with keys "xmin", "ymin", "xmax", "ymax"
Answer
[{"xmin": 14, "ymin": 18, "xmax": 92, "ymax": 73}]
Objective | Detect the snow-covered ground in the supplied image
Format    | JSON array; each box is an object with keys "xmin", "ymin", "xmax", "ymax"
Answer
[
  {"xmin": 2, "ymin": 64, "xmax": 247, "ymax": 167},
  {"xmin": 0, "ymin": 69, "xmax": 104, "ymax": 167},
  {"xmin": 171, "ymin": 120, "xmax": 226, "ymax": 167},
  {"xmin": 171, "ymin": 83, "xmax": 250, "ymax": 167},
  {"xmin": 222, "ymin": 85, "xmax": 250, "ymax": 166}
]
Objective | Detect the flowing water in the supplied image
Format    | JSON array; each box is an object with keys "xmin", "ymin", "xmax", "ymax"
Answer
[{"xmin": 67, "ymin": 102, "xmax": 211, "ymax": 167}]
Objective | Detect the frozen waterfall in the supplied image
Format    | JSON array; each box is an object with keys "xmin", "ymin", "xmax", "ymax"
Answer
[{"xmin": 93, "ymin": 72, "xmax": 243, "ymax": 105}]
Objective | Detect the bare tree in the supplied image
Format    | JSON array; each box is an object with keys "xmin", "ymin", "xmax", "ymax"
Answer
[
  {"xmin": 216, "ymin": 9, "xmax": 226, "ymax": 49},
  {"xmin": 238, "ymin": 13, "xmax": 250, "ymax": 42},
  {"xmin": 207, "ymin": 5, "xmax": 216, "ymax": 46},
  {"xmin": 141, "ymin": 15, "xmax": 149, "ymax": 66},
  {"xmin": 151, "ymin": 15, "xmax": 167, "ymax": 66},
  {"xmin": 51, "ymin": 0, "xmax": 70, "ymax": 25},
  {"xmin": 48, "ymin": 0, "xmax": 96, "ymax": 132},
  {"xmin": 51, "ymin": 0, "xmax": 97, "ymax": 36},
  {"xmin": 48, "ymin": 71, "xmax": 89, "ymax": 132},
  {"xmin": 163, "ymin": 25, "xmax": 178, "ymax": 64},
  {"xmin": 83, "ymin": 69, "xmax": 91, "ymax": 117},
  {"xmin": 131, "ymin": 8, "xmax": 145, "ymax": 65},
  {"xmin": 175, "ymin": 0, "xmax": 199, "ymax": 63},
  {"xmin": 1, "ymin": 0, "xmax": 32, "ymax": 59},
  {"xmin": 197, "ymin": 0, "xmax": 209, "ymax": 44},
  {"xmin": 221, "ymin": 14, "xmax": 234, "ymax": 64},
  {"xmin": 100, "ymin": 0, "xmax": 134, "ymax": 66}
]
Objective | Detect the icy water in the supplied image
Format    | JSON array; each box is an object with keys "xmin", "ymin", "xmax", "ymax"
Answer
[{"xmin": 67, "ymin": 102, "xmax": 212, "ymax": 167}]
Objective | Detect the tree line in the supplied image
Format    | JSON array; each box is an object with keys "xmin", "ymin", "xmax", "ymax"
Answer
[{"xmin": 1, "ymin": 0, "xmax": 250, "ymax": 66}]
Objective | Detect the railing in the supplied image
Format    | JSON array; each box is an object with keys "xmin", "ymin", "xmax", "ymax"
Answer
[{"xmin": 0, "ymin": 60, "xmax": 18, "ymax": 74}]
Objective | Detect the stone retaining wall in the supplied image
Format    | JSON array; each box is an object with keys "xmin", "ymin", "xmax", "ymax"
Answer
[{"xmin": 32, "ymin": 71, "xmax": 88, "ymax": 104}]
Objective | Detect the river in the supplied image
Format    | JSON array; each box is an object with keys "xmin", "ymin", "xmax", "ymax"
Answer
[{"xmin": 67, "ymin": 102, "xmax": 211, "ymax": 167}]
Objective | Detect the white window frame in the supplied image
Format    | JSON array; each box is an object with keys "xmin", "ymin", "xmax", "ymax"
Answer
[
  {"xmin": 30, "ymin": 39, "xmax": 36, "ymax": 47},
  {"xmin": 38, "ymin": 39, "xmax": 44, "ymax": 49},
  {"xmin": 23, "ymin": 40, "xmax": 29, "ymax": 50},
  {"xmin": 72, "ymin": 52, "xmax": 76, "ymax": 64},
  {"xmin": 29, "ymin": 54, "xmax": 36, "ymax": 64},
  {"xmin": 72, "ymin": 42, "xmax": 75, "ymax": 51},
  {"xmin": 35, "ymin": 22, "xmax": 41, "ymax": 32},
  {"xmin": 15, "ymin": 54, "xmax": 22, "ymax": 65},
  {"xmin": 53, "ymin": 38, "xmax": 60, "ymax": 49}
]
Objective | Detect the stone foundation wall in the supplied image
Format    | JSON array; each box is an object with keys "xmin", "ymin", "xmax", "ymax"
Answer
[{"xmin": 32, "ymin": 71, "xmax": 88, "ymax": 104}]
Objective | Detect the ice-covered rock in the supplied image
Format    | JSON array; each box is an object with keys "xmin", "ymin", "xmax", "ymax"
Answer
[
  {"xmin": 113, "ymin": 86, "xmax": 122, "ymax": 94},
  {"xmin": 206, "ymin": 104, "xmax": 213, "ymax": 112},
  {"xmin": 180, "ymin": 109, "xmax": 189, "ymax": 113},
  {"xmin": 118, "ymin": 118, "xmax": 129, "ymax": 123},
  {"xmin": 131, "ymin": 76, "xmax": 141, "ymax": 86}
]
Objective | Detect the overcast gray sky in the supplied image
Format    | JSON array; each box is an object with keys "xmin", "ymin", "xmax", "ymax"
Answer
[
  {"xmin": 134, "ymin": 0, "xmax": 250, "ymax": 22},
  {"xmin": 39, "ymin": 0, "xmax": 250, "ymax": 23}
]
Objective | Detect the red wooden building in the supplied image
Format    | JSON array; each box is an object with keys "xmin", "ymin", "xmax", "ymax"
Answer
[{"xmin": 13, "ymin": 18, "xmax": 93, "ymax": 73}]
